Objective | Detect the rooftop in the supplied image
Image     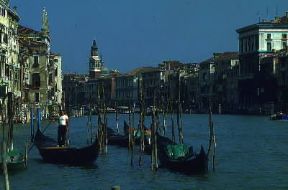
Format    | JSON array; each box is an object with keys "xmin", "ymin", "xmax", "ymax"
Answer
[{"xmin": 237, "ymin": 13, "xmax": 288, "ymax": 33}]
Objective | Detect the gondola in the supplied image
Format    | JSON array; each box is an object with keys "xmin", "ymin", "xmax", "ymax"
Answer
[
  {"xmin": 107, "ymin": 121, "xmax": 151, "ymax": 151},
  {"xmin": 1, "ymin": 149, "xmax": 27, "ymax": 170},
  {"xmin": 34, "ymin": 129, "xmax": 99, "ymax": 165},
  {"xmin": 270, "ymin": 112, "xmax": 288, "ymax": 120},
  {"xmin": 156, "ymin": 133, "xmax": 208, "ymax": 174},
  {"xmin": 106, "ymin": 121, "xmax": 129, "ymax": 147}
]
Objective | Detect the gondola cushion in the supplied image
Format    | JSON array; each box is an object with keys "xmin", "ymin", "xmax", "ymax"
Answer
[{"xmin": 165, "ymin": 144, "xmax": 189, "ymax": 159}]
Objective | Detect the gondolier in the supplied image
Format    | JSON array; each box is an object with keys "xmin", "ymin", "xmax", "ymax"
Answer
[{"xmin": 58, "ymin": 110, "xmax": 69, "ymax": 146}]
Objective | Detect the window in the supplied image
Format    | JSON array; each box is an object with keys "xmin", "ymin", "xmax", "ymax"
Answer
[
  {"xmin": 5, "ymin": 64, "xmax": 9, "ymax": 77},
  {"xmin": 283, "ymin": 41, "xmax": 287, "ymax": 49},
  {"xmin": 267, "ymin": 42, "xmax": 272, "ymax": 51},
  {"xmin": 3, "ymin": 33, "xmax": 7, "ymax": 44},
  {"xmin": 49, "ymin": 73, "xmax": 53, "ymax": 85},
  {"xmin": 35, "ymin": 92, "xmax": 40, "ymax": 102},
  {"xmin": 55, "ymin": 68, "xmax": 58, "ymax": 76},
  {"xmin": 267, "ymin": 34, "xmax": 271, "ymax": 40},
  {"xmin": 282, "ymin": 33, "xmax": 287, "ymax": 39},
  {"xmin": 33, "ymin": 56, "xmax": 39, "ymax": 67},
  {"xmin": 0, "ymin": 7, "xmax": 6, "ymax": 17},
  {"xmin": 24, "ymin": 92, "xmax": 29, "ymax": 102},
  {"xmin": 32, "ymin": 73, "xmax": 40, "ymax": 88}
]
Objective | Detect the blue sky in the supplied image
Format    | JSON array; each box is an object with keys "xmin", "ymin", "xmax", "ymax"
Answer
[{"xmin": 10, "ymin": 0, "xmax": 288, "ymax": 74}]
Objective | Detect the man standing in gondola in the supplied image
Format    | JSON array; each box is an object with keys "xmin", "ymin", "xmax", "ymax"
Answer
[{"xmin": 58, "ymin": 110, "xmax": 69, "ymax": 146}]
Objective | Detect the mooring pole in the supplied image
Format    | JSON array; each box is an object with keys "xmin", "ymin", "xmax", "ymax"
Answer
[
  {"xmin": 30, "ymin": 107, "xmax": 34, "ymax": 142},
  {"xmin": 2, "ymin": 141, "xmax": 10, "ymax": 190},
  {"xmin": 37, "ymin": 107, "xmax": 41, "ymax": 130}
]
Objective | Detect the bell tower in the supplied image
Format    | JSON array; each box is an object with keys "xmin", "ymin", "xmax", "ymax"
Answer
[{"xmin": 89, "ymin": 40, "xmax": 102, "ymax": 78}]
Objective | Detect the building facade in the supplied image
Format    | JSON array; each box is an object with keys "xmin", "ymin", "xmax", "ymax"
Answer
[
  {"xmin": 0, "ymin": 1, "xmax": 20, "ymax": 103},
  {"xmin": 236, "ymin": 13, "xmax": 288, "ymax": 114},
  {"xmin": 18, "ymin": 8, "xmax": 62, "ymax": 118}
]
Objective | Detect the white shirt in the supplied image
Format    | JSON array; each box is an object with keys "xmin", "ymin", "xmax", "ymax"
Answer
[{"xmin": 59, "ymin": 115, "xmax": 69, "ymax": 126}]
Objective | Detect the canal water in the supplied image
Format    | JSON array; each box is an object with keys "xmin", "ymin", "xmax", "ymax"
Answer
[{"xmin": 1, "ymin": 113, "xmax": 288, "ymax": 190}]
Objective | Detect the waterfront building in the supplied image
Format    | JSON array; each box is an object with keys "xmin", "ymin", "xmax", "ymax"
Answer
[
  {"xmin": 62, "ymin": 73, "xmax": 88, "ymax": 115},
  {"xmin": 114, "ymin": 72, "xmax": 138, "ymax": 107},
  {"xmin": 0, "ymin": 1, "xmax": 20, "ymax": 111},
  {"xmin": 158, "ymin": 61, "xmax": 200, "ymax": 112},
  {"xmin": 85, "ymin": 76, "xmax": 115, "ymax": 108},
  {"xmin": 198, "ymin": 56, "xmax": 215, "ymax": 112},
  {"xmin": 18, "ymin": 8, "xmax": 62, "ymax": 117},
  {"xmin": 258, "ymin": 49, "xmax": 288, "ymax": 113},
  {"xmin": 114, "ymin": 67, "xmax": 164, "ymax": 108},
  {"xmin": 275, "ymin": 50, "xmax": 288, "ymax": 112},
  {"xmin": 198, "ymin": 52, "xmax": 239, "ymax": 113},
  {"xmin": 140, "ymin": 67, "xmax": 164, "ymax": 107},
  {"xmin": 181, "ymin": 63, "xmax": 200, "ymax": 113},
  {"xmin": 236, "ymin": 12, "xmax": 288, "ymax": 114},
  {"xmin": 49, "ymin": 53, "xmax": 63, "ymax": 105},
  {"xmin": 159, "ymin": 60, "xmax": 182, "ymax": 107}
]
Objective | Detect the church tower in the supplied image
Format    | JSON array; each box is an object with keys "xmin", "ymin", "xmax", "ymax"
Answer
[{"xmin": 89, "ymin": 40, "xmax": 102, "ymax": 78}]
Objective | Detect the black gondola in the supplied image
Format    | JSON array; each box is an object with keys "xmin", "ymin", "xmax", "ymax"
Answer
[
  {"xmin": 106, "ymin": 121, "xmax": 129, "ymax": 147},
  {"xmin": 34, "ymin": 129, "xmax": 99, "ymax": 165},
  {"xmin": 107, "ymin": 121, "xmax": 151, "ymax": 151},
  {"xmin": 156, "ymin": 133, "xmax": 208, "ymax": 174}
]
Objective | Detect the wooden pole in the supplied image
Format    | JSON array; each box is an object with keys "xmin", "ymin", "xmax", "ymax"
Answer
[
  {"xmin": 162, "ymin": 104, "xmax": 166, "ymax": 136},
  {"xmin": 151, "ymin": 106, "xmax": 158, "ymax": 171},
  {"xmin": 115, "ymin": 103, "xmax": 119, "ymax": 134},
  {"xmin": 207, "ymin": 106, "xmax": 216, "ymax": 171},
  {"xmin": 7, "ymin": 92, "xmax": 13, "ymax": 151},
  {"xmin": 170, "ymin": 100, "xmax": 175, "ymax": 143},
  {"xmin": 128, "ymin": 104, "xmax": 131, "ymax": 151},
  {"xmin": 138, "ymin": 77, "xmax": 145, "ymax": 166},
  {"xmin": 130, "ymin": 103, "xmax": 135, "ymax": 167},
  {"xmin": 30, "ymin": 107, "xmax": 34, "ymax": 142},
  {"xmin": 177, "ymin": 72, "xmax": 184, "ymax": 144},
  {"xmin": 2, "ymin": 141, "xmax": 10, "ymax": 190}
]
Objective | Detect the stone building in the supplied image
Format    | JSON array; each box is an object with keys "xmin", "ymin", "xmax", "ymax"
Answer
[
  {"xmin": 181, "ymin": 63, "xmax": 199, "ymax": 113},
  {"xmin": 0, "ymin": 1, "xmax": 20, "ymax": 108},
  {"xmin": 62, "ymin": 73, "xmax": 88, "ymax": 115},
  {"xmin": 258, "ymin": 49, "xmax": 288, "ymax": 113},
  {"xmin": 114, "ymin": 73, "xmax": 138, "ymax": 107},
  {"xmin": 198, "ymin": 57, "xmax": 215, "ymax": 112},
  {"xmin": 236, "ymin": 13, "xmax": 288, "ymax": 114},
  {"xmin": 18, "ymin": 8, "xmax": 62, "ymax": 118}
]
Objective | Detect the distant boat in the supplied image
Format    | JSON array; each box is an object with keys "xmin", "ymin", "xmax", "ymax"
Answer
[
  {"xmin": 34, "ymin": 129, "xmax": 99, "ymax": 165},
  {"xmin": 107, "ymin": 120, "xmax": 151, "ymax": 153},
  {"xmin": 270, "ymin": 112, "xmax": 288, "ymax": 121}
]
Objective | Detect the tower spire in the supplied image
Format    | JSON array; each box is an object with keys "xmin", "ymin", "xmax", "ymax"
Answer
[
  {"xmin": 41, "ymin": 7, "xmax": 49, "ymax": 36},
  {"xmin": 91, "ymin": 40, "xmax": 98, "ymax": 56},
  {"xmin": 89, "ymin": 40, "xmax": 102, "ymax": 78}
]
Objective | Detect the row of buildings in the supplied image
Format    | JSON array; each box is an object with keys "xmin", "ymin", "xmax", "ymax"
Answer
[
  {"xmin": 4, "ymin": 0, "xmax": 286, "ymax": 118},
  {"xmin": 63, "ymin": 12, "xmax": 288, "ymax": 115},
  {"xmin": 0, "ymin": 1, "xmax": 62, "ymax": 121}
]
